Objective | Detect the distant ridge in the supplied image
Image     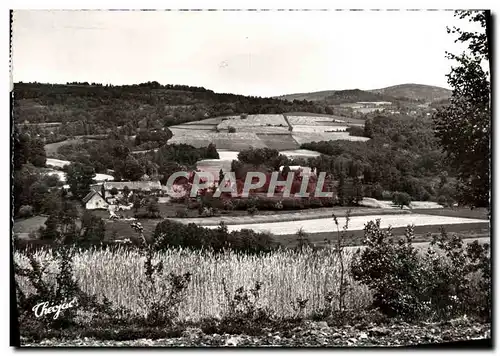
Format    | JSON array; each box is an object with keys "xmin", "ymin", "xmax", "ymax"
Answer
[
  {"xmin": 276, "ymin": 83, "xmax": 452, "ymax": 104},
  {"xmin": 369, "ymin": 83, "xmax": 452, "ymax": 103}
]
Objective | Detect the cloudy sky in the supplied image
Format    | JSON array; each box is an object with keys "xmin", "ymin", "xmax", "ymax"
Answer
[{"xmin": 11, "ymin": 10, "xmax": 479, "ymax": 97}]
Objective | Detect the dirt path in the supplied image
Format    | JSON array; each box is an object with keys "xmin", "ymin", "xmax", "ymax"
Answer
[{"xmin": 282, "ymin": 113, "xmax": 294, "ymax": 132}]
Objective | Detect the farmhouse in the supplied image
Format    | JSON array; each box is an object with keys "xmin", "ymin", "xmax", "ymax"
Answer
[
  {"xmin": 102, "ymin": 181, "xmax": 162, "ymax": 199},
  {"xmin": 82, "ymin": 190, "xmax": 109, "ymax": 210}
]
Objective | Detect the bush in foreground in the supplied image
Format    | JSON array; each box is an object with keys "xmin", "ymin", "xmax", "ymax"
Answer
[{"xmin": 351, "ymin": 220, "xmax": 491, "ymax": 321}]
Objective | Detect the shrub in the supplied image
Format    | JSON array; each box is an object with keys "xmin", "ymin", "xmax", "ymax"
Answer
[
  {"xmin": 175, "ymin": 208, "xmax": 188, "ymax": 218},
  {"xmin": 351, "ymin": 220, "xmax": 491, "ymax": 321},
  {"xmin": 247, "ymin": 206, "xmax": 258, "ymax": 216},
  {"xmin": 18, "ymin": 205, "xmax": 34, "ymax": 218},
  {"xmin": 392, "ymin": 191, "xmax": 411, "ymax": 209},
  {"xmin": 228, "ymin": 126, "xmax": 236, "ymax": 133},
  {"xmin": 14, "ymin": 244, "xmax": 120, "ymax": 332},
  {"xmin": 138, "ymin": 239, "xmax": 192, "ymax": 326},
  {"xmin": 347, "ymin": 126, "xmax": 366, "ymax": 137},
  {"xmin": 134, "ymin": 212, "xmax": 163, "ymax": 219},
  {"xmin": 152, "ymin": 219, "xmax": 278, "ymax": 254}
]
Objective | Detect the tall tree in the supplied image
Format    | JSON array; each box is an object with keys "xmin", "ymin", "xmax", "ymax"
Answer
[
  {"xmin": 66, "ymin": 163, "xmax": 96, "ymax": 200},
  {"xmin": 433, "ymin": 11, "xmax": 491, "ymax": 208}
]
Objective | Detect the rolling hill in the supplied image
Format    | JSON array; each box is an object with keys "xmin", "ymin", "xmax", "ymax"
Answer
[
  {"xmin": 369, "ymin": 84, "xmax": 452, "ymax": 103},
  {"xmin": 276, "ymin": 84, "xmax": 452, "ymax": 104}
]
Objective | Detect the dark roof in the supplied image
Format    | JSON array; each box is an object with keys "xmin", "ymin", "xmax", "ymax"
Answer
[{"xmin": 82, "ymin": 190, "xmax": 105, "ymax": 204}]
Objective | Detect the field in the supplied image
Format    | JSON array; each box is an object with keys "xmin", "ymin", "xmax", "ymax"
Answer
[
  {"xmin": 42, "ymin": 168, "xmax": 114, "ymax": 183},
  {"xmin": 285, "ymin": 112, "xmax": 366, "ymax": 126},
  {"xmin": 217, "ymin": 114, "xmax": 288, "ymax": 130},
  {"xmin": 292, "ymin": 132, "xmax": 370, "ymax": 145},
  {"xmin": 169, "ymin": 131, "xmax": 267, "ymax": 150},
  {"xmin": 201, "ymin": 213, "xmax": 489, "ymax": 235},
  {"xmin": 44, "ymin": 138, "xmax": 88, "ymax": 156},
  {"xmin": 168, "ymin": 113, "xmax": 369, "ymax": 151},
  {"xmin": 280, "ymin": 149, "xmax": 322, "ymax": 158},
  {"xmin": 14, "ymin": 247, "xmax": 372, "ymax": 321},
  {"xmin": 292, "ymin": 125, "xmax": 349, "ymax": 133},
  {"xmin": 286, "ymin": 115, "xmax": 345, "ymax": 126},
  {"xmin": 278, "ymin": 224, "xmax": 490, "ymax": 248},
  {"xmin": 196, "ymin": 159, "xmax": 232, "ymax": 176},
  {"xmin": 46, "ymin": 158, "xmax": 71, "ymax": 168},
  {"xmin": 13, "ymin": 216, "xmax": 48, "ymax": 238},
  {"xmin": 255, "ymin": 133, "xmax": 299, "ymax": 150}
]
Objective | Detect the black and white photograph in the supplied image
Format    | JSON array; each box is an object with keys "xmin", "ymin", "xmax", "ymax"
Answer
[{"xmin": 10, "ymin": 7, "xmax": 492, "ymax": 348}]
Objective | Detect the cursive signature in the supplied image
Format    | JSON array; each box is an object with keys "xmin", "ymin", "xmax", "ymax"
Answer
[{"xmin": 32, "ymin": 297, "xmax": 78, "ymax": 320}]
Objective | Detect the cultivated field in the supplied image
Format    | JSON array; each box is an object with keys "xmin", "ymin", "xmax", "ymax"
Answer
[
  {"xmin": 292, "ymin": 132, "xmax": 370, "ymax": 145},
  {"xmin": 292, "ymin": 125, "xmax": 349, "ymax": 133},
  {"xmin": 255, "ymin": 133, "xmax": 299, "ymax": 150},
  {"xmin": 286, "ymin": 116, "xmax": 346, "ymax": 126},
  {"xmin": 168, "ymin": 113, "xmax": 367, "ymax": 150},
  {"xmin": 217, "ymin": 114, "xmax": 288, "ymax": 130},
  {"xmin": 202, "ymin": 213, "xmax": 489, "ymax": 235},
  {"xmin": 14, "ymin": 247, "xmax": 372, "ymax": 321},
  {"xmin": 169, "ymin": 131, "xmax": 267, "ymax": 150}
]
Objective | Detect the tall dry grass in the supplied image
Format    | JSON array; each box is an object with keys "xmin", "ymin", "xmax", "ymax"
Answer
[{"xmin": 14, "ymin": 246, "xmax": 372, "ymax": 322}]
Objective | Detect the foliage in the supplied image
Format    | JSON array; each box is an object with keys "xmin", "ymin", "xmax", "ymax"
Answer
[
  {"xmin": 433, "ymin": 10, "xmax": 490, "ymax": 208},
  {"xmin": 351, "ymin": 220, "xmax": 491, "ymax": 321},
  {"xmin": 222, "ymin": 279, "xmax": 266, "ymax": 320},
  {"xmin": 65, "ymin": 163, "xmax": 96, "ymax": 200},
  {"xmin": 13, "ymin": 82, "xmax": 328, "ymax": 138},
  {"xmin": 347, "ymin": 126, "xmax": 366, "ymax": 137},
  {"xmin": 14, "ymin": 244, "xmax": 119, "ymax": 331},
  {"xmin": 302, "ymin": 114, "xmax": 450, "ymax": 201},
  {"xmin": 18, "ymin": 205, "xmax": 34, "ymax": 218},
  {"xmin": 80, "ymin": 211, "xmax": 106, "ymax": 243},
  {"xmin": 13, "ymin": 127, "xmax": 46, "ymax": 170},
  {"xmin": 237, "ymin": 147, "xmax": 288, "ymax": 170},
  {"xmin": 392, "ymin": 191, "xmax": 412, "ymax": 209},
  {"xmin": 138, "ymin": 237, "xmax": 192, "ymax": 326},
  {"xmin": 152, "ymin": 219, "xmax": 278, "ymax": 254}
]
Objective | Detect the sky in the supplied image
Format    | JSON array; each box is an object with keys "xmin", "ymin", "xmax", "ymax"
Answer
[{"xmin": 11, "ymin": 10, "xmax": 482, "ymax": 97}]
